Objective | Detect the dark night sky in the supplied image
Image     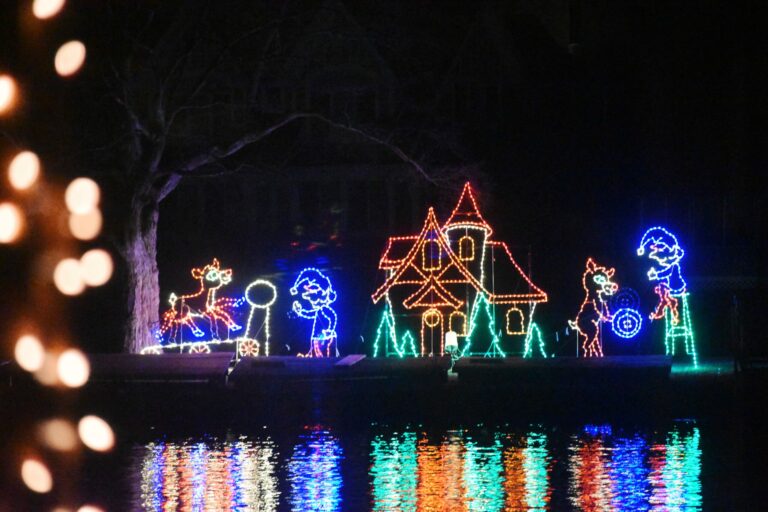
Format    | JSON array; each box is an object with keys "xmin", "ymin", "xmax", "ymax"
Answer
[{"xmin": 1, "ymin": 1, "xmax": 766, "ymax": 355}]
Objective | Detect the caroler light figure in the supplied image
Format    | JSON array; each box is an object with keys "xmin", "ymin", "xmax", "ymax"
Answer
[{"xmin": 291, "ymin": 268, "xmax": 338, "ymax": 357}]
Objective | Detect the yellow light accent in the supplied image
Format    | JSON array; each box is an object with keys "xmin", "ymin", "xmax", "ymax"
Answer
[
  {"xmin": 505, "ymin": 307, "xmax": 526, "ymax": 335},
  {"xmin": 421, "ymin": 309, "xmax": 444, "ymax": 356},
  {"xmin": 449, "ymin": 310, "xmax": 468, "ymax": 336},
  {"xmin": 458, "ymin": 235, "xmax": 475, "ymax": 261}
]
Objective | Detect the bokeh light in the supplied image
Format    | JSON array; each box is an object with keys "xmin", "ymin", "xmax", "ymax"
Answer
[
  {"xmin": 54, "ymin": 40, "xmax": 86, "ymax": 77},
  {"xmin": 79, "ymin": 249, "xmax": 113, "ymax": 286},
  {"xmin": 8, "ymin": 150, "xmax": 41, "ymax": 190},
  {"xmin": 77, "ymin": 506, "xmax": 105, "ymax": 512},
  {"xmin": 57, "ymin": 348, "xmax": 90, "ymax": 388},
  {"xmin": 0, "ymin": 74, "xmax": 17, "ymax": 113},
  {"xmin": 38, "ymin": 418, "xmax": 78, "ymax": 451},
  {"xmin": 33, "ymin": 0, "xmax": 66, "ymax": 19},
  {"xmin": 53, "ymin": 258, "xmax": 85, "ymax": 295},
  {"xmin": 14, "ymin": 334, "xmax": 45, "ymax": 372},
  {"xmin": 78, "ymin": 415, "xmax": 114, "ymax": 452},
  {"xmin": 21, "ymin": 459, "xmax": 53, "ymax": 493},
  {"xmin": 34, "ymin": 352, "xmax": 59, "ymax": 385},
  {"xmin": 64, "ymin": 177, "xmax": 100, "ymax": 214},
  {"xmin": 68, "ymin": 209, "xmax": 102, "ymax": 240},
  {"xmin": 0, "ymin": 202, "xmax": 24, "ymax": 243}
]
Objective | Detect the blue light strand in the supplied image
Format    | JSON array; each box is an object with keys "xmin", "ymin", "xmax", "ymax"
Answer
[{"xmin": 290, "ymin": 267, "xmax": 339, "ymax": 357}]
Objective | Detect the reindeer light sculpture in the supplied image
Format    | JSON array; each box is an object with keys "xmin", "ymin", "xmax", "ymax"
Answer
[
  {"xmin": 156, "ymin": 258, "xmax": 241, "ymax": 352},
  {"xmin": 569, "ymin": 258, "xmax": 618, "ymax": 357}
]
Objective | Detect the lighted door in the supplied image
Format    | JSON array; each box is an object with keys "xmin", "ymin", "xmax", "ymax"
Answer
[{"xmin": 421, "ymin": 309, "xmax": 444, "ymax": 356}]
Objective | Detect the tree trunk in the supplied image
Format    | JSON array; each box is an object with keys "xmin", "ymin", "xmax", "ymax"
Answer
[{"xmin": 124, "ymin": 198, "xmax": 161, "ymax": 353}]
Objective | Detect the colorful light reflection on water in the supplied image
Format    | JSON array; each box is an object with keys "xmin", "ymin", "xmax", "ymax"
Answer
[
  {"xmin": 287, "ymin": 427, "xmax": 343, "ymax": 511},
  {"xmin": 138, "ymin": 437, "xmax": 280, "ymax": 510},
  {"xmin": 133, "ymin": 423, "xmax": 701, "ymax": 510}
]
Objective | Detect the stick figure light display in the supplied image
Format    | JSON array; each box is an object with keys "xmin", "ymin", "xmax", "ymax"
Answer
[{"xmin": 237, "ymin": 279, "xmax": 277, "ymax": 357}]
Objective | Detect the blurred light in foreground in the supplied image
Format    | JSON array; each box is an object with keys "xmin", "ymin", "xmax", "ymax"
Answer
[
  {"xmin": 57, "ymin": 348, "xmax": 90, "ymax": 387},
  {"xmin": 8, "ymin": 151, "xmax": 41, "ymax": 190},
  {"xmin": 14, "ymin": 334, "xmax": 45, "ymax": 372},
  {"xmin": 78, "ymin": 506, "xmax": 105, "ymax": 512},
  {"xmin": 34, "ymin": 352, "xmax": 59, "ymax": 385},
  {"xmin": 0, "ymin": 74, "xmax": 17, "ymax": 113},
  {"xmin": 54, "ymin": 40, "xmax": 86, "ymax": 77},
  {"xmin": 0, "ymin": 202, "xmax": 24, "ymax": 243},
  {"xmin": 39, "ymin": 418, "xmax": 78, "ymax": 451},
  {"xmin": 33, "ymin": 0, "xmax": 66, "ymax": 19},
  {"xmin": 78, "ymin": 415, "xmax": 114, "ymax": 452},
  {"xmin": 68, "ymin": 209, "xmax": 102, "ymax": 240},
  {"xmin": 64, "ymin": 177, "xmax": 100, "ymax": 214},
  {"xmin": 80, "ymin": 249, "xmax": 113, "ymax": 286},
  {"xmin": 21, "ymin": 459, "xmax": 53, "ymax": 493},
  {"xmin": 53, "ymin": 258, "xmax": 85, "ymax": 295}
]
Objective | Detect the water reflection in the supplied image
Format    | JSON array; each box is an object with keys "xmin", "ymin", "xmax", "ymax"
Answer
[
  {"xmin": 132, "ymin": 423, "xmax": 702, "ymax": 510},
  {"xmin": 370, "ymin": 432, "xmax": 418, "ymax": 510},
  {"xmin": 138, "ymin": 437, "xmax": 279, "ymax": 511},
  {"xmin": 649, "ymin": 428, "xmax": 702, "ymax": 510},
  {"xmin": 463, "ymin": 436, "xmax": 505, "ymax": 510},
  {"xmin": 287, "ymin": 427, "xmax": 343, "ymax": 511},
  {"xmin": 568, "ymin": 424, "xmax": 702, "ymax": 511}
]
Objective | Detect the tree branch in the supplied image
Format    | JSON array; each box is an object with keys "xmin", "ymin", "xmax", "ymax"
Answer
[{"xmin": 166, "ymin": 112, "xmax": 433, "ymax": 182}]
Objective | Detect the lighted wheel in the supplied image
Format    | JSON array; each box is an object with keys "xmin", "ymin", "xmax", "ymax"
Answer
[
  {"xmin": 238, "ymin": 339, "xmax": 260, "ymax": 357},
  {"xmin": 611, "ymin": 308, "xmax": 643, "ymax": 339},
  {"xmin": 189, "ymin": 343, "xmax": 211, "ymax": 354}
]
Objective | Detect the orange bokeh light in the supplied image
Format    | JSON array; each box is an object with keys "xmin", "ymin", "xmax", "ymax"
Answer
[
  {"xmin": 8, "ymin": 151, "xmax": 41, "ymax": 190},
  {"xmin": 55, "ymin": 40, "xmax": 86, "ymax": 77}
]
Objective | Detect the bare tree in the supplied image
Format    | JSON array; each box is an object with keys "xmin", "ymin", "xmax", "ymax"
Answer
[{"xmin": 90, "ymin": 1, "xmax": 442, "ymax": 352}]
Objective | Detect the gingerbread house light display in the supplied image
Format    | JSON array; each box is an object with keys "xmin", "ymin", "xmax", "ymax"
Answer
[{"xmin": 372, "ymin": 183, "xmax": 547, "ymax": 357}]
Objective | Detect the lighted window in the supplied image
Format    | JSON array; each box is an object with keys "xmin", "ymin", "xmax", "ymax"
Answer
[
  {"xmin": 449, "ymin": 311, "xmax": 467, "ymax": 336},
  {"xmin": 506, "ymin": 307, "xmax": 525, "ymax": 335},
  {"xmin": 422, "ymin": 240, "xmax": 442, "ymax": 271},
  {"xmin": 458, "ymin": 236, "xmax": 475, "ymax": 261}
]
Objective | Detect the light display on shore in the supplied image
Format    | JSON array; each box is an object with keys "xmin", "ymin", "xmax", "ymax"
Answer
[
  {"xmin": 637, "ymin": 226, "xmax": 697, "ymax": 364},
  {"xmin": 145, "ymin": 260, "xmax": 279, "ymax": 356},
  {"xmin": 609, "ymin": 289, "xmax": 643, "ymax": 339},
  {"xmin": 371, "ymin": 182, "xmax": 547, "ymax": 357},
  {"xmin": 153, "ymin": 258, "xmax": 242, "ymax": 353},
  {"xmin": 238, "ymin": 279, "xmax": 277, "ymax": 357},
  {"xmin": 568, "ymin": 258, "xmax": 618, "ymax": 357},
  {"xmin": 522, "ymin": 322, "xmax": 548, "ymax": 358},
  {"xmin": 291, "ymin": 267, "xmax": 338, "ymax": 357}
]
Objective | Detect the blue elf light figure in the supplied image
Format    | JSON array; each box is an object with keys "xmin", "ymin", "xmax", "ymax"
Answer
[
  {"xmin": 637, "ymin": 226, "xmax": 697, "ymax": 363},
  {"xmin": 290, "ymin": 268, "xmax": 338, "ymax": 357}
]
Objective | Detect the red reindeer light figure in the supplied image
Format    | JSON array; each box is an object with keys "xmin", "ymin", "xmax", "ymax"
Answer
[
  {"xmin": 569, "ymin": 258, "xmax": 618, "ymax": 357},
  {"xmin": 158, "ymin": 258, "xmax": 241, "ymax": 345}
]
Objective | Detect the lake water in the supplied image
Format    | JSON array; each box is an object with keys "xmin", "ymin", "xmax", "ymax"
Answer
[{"xmin": 122, "ymin": 421, "xmax": 708, "ymax": 511}]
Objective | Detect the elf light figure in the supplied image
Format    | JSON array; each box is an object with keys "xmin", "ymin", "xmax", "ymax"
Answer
[
  {"xmin": 290, "ymin": 268, "xmax": 338, "ymax": 357},
  {"xmin": 637, "ymin": 226, "xmax": 697, "ymax": 364}
]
